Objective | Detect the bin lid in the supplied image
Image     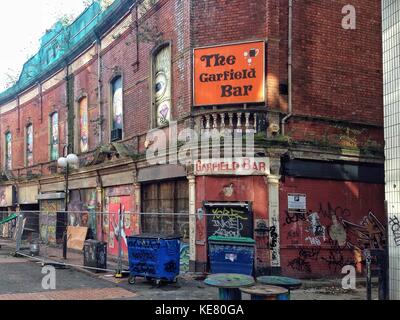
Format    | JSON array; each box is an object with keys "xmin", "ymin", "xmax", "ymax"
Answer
[
  {"xmin": 127, "ymin": 233, "xmax": 182, "ymax": 240},
  {"xmin": 208, "ymin": 236, "xmax": 255, "ymax": 244}
]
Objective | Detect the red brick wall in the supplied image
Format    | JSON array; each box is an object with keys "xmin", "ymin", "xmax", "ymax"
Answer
[
  {"xmin": 0, "ymin": 0, "xmax": 384, "ymax": 171},
  {"xmin": 288, "ymin": 0, "xmax": 383, "ymax": 145},
  {"xmin": 192, "ymin": 0, "xmax": 383, "ymax": 146},
  {"xmin": 74, "ymin": 60, "xmax": 101, "ymax": 152},
  {"xmin": 280, "ymin": 177, "xmax": 385, "ymax": 278},
  {"xmin": 100, "ymin": 0, "xmax": 191, "ymax": 143},
  {"xmin": 0, "ymin": 80, "xmax": 67, "ymax": 172},
  {"xmin": 192, "ymin": 0, "xmax": 267, "ymax": 47}
]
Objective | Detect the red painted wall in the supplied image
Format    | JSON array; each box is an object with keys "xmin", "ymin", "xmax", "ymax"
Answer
[
  {"xmin": 195, "ymin": 176, "xmax": 269, "ymax": 271},
  {"xmin": 280, "ymin": 177, "xmax": 385, "ymax": 278}
]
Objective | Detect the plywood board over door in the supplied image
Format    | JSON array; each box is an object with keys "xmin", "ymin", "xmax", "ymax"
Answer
[{"xmin": 106, "ymin": 194, "xmax": 139, "ymax": 257}]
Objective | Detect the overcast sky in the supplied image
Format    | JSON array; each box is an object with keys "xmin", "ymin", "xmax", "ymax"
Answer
[{"xmin": 0, "ymin": 0, "xmax": 88, "ymax": 92}]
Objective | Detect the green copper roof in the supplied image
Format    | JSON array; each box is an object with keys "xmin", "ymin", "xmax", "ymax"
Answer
[{"xmin": 0, "ymin": 0, "xmax": 125, "ymax": 104}]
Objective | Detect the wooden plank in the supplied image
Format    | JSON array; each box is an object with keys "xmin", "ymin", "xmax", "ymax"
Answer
[{"xmin": 67, "ymin": 226, "xmax": 88, "ymax": 251}]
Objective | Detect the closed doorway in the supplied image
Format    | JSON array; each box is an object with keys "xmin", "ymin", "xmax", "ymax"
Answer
[{"xmin": 141, "ymin": 179, "xmax": 189, "ymax": 242}]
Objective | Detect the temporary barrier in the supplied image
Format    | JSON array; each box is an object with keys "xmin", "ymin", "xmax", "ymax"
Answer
[{"xmin": 6, "ymin": 210, "xmax": 190, "ymax": 278}]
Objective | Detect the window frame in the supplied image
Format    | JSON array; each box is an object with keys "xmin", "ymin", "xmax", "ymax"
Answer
[
  {"xmin": 151, "ymin": 41, "xmax": 173, "ymax": 128},
  {"xmin": 49, "ymin": 112, "xmax": 59, "ymax": 162},
  {"xmin": 25, "ymin": 123, "xmax": 34, "ymax": 167},
  {"xmin": 76, "ymin": 95, "xmax": 89, "ymax": 154},
  {"xmin": 4, "ymin": 131, "xmax": 12, "ymax": 171},
  {"xmin": 109, "ymin": 74, "xmax": 124, "ymax": 141}
]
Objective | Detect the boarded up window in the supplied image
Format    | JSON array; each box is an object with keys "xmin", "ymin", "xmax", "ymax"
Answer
[
  {"xmin": 26, "ymin": 124, "xmax": 34, "ymax": 167},
  {"xmin": 112, "ymin": 77, "xmax": 123, "ymax": 131},
  {"xmin": 154, "ymin": 45, "xmax": 171, "ymax": 127},
  {"xmin": 142, "ymin": 180, "xmax": 189, "ymax": 242},
  {"xmin": 50, "ymin": 113, "xmax": 59, "ymax": 161},
  {"xmin": 79, "ymin": 97, "xmax": 89, "ymax": 153},
  {"xmin": 5, "ymin": 132, "xmax": 12, "ymax": 170}
]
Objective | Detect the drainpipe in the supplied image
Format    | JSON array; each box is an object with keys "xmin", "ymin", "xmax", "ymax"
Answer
[
  {"xmin": 95, "ymin": 33, "xmax": 103, "ymax": 146},
  {"xmin": 282, "ymin": 0, "xmax": 293, "ymax": 135}
]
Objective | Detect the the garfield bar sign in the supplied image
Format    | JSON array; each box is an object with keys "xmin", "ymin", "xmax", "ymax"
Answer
[{"xmin": 194, "ymin": 41, "xmax": 265, "ymax": 106}]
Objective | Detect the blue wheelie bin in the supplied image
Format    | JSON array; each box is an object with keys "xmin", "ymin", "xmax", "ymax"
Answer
[
  {"xmin": 208, "ymin": 236, "xmax": 256, "ymax": 276},
  {"xmin": 127, "ymin": 234, "xmax": 181, "ymax": 285}
]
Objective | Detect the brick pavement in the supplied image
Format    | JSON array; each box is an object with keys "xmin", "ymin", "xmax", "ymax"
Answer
[{"xmin": 0, "ymin": 288, "xmax": 138, "ymax": 300}]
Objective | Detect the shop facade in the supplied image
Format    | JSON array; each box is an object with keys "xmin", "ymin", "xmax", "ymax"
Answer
[{"xmin": 0, "ymin": 0, "xmax": 385, "ymax": 278}]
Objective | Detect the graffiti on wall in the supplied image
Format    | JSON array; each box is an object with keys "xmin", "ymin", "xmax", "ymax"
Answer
[
  {"xmin": 342, "ymin": 211, "xmax": 386, "ymax": 251},
  {"xmin": 327, "ymin": 215, "xmax": 347, "ymax": 247},
  {"xmin": 40, "ymin": 200, "xmax": 62, "ymax": 244},
  {"xmin": 270, "ymin": 216, "xmax": 280, "ymax": 263},
  {"xmin": 304, "ymin": 211, "xmax": 326, "ymax": 246},
  {"xmin": 389, "ymin": 215, "xmax": 400, "ymax": 247},
  {"xmin": 106, "ymin": 195, "xmax": 139, "ymax": 257},
  {"xmin": 287, "ymin": 248, "xmax": 320, "ymax": 274},
  {"xmin": 285, "ymin": 210, "xmax": 306, "ymax": 225},
  {"xmin": 287, "ymin": 229, "xmax": 301, "ymax": 245},
  {"xmin": 68, "ymin": 189, "xmax": 97, "ymax": 239},
  {"xmin": 321, "ymin": 241, "xmax": 356, "ymax": 272},
  {"xmin": 284, "ymin": 196, "xmax": 386, "ymax": 274},
  {"xmin": 318, "ymin": 202, "xmax": 351, "ymax": 220},
  {"xmin": 180, "ymin": 243, "xmax": 190, "ymax": 274},
  {"xmin": 206, "ymin": 206, "xmax": 252, "ymax": 238}
]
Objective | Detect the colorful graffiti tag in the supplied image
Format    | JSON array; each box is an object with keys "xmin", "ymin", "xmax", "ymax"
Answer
[
  {"xmin": 284, "ymin": 197, "xmax": 386, "ymax": 275},
  {"xmin": 40, "ymin": 200, "xmax": 63, "ymax": 244},
  {"xmin": 68, "ymin": 189, "xmax": 97, "ymax": 239},
  {"xmin": 342, "ymin": 211, "xmax": 386, "ymax": 251},
  {"xmin": 106, "ymin": 195, "xmax": 139, "ymax": 257}
]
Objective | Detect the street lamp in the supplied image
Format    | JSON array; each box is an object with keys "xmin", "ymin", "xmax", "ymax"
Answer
[{"xmin": 58, "ymin": 145, "xmax": 79, "ymax": 260}]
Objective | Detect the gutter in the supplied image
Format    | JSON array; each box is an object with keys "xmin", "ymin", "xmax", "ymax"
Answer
[{"xmin": 282, "ymin": 0, "xmax": 293, "ymax": 135}]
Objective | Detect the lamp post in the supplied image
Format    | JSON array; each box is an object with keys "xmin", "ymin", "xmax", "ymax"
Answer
[{"xmin": 58, "ymin": 145, "xmax": 79, "ymax": 260}]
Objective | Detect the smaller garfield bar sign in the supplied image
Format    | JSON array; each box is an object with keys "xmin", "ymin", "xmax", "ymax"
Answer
[{"xmin": 194, "ymin": 41, "xmax": 265, "ymax": 106}]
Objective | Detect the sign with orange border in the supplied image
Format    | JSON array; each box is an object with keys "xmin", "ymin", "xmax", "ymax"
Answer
[{"xmin": 193, "ymin": 40, "xmax": 265, "ymax": 106}]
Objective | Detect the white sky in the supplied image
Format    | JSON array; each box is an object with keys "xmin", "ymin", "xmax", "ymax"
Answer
[{"xmin": 0, "ymin": 0, "xmax": 88, "ymax": 91}]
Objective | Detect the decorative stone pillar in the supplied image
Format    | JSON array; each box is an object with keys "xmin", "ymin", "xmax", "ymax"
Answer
[
  {"xmin": 96, "ymin": 186, "xmax": 103, "ymax": 241},
  {"xmin": 134, "ymin": 183, "xmax": 141, "ymax": 213},
  {"xmin": 267, "ymin": 156, "xmax": 282, "ymax": 272},
  {"xmin": 188, "ymin": 175, "xmax": 197, "ymax": 272},
  {"xmin": 267, "ymin": 174, "xmax": 281, "ymax": 270}
]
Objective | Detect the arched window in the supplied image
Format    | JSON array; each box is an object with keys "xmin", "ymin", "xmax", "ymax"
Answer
[
  {"xmin": 153, "ymin": 44, "xmax": 171, "ymax": 127},
  {"xmin": 4, "ymin": 132, "xmax": 12, "ymax": 171},
  {"xmin": 79, "ymin": 97, "xmax": 89, "ymax": 153},
  {"xmin": 50, "ymin": 113, "xmax": 59, "ymax": 161},
  {"xmin": 112, "ymin": 76, "xmax": 123, "ymax": 131},
  {"xmin": 26, "ymin": 124, "xmax": 34, "ymax": 167}
]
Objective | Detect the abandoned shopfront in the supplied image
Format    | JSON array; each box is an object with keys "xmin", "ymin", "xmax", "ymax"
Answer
[
  {"xmin": 138, "ymin": 165, "xmax": 190, "ymax": 247},
  {"xmin": 192, "ymin": 157, "xmax": 273, "ymax": 274}
]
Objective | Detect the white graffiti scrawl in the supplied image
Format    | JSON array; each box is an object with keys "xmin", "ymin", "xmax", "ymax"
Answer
[{"xmin": 305, "ymin": 211, "xmax": 326, "ymax": 246}]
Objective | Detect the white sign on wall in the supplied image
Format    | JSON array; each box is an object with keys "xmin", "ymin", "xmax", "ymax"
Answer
[{"xmin": 288, "ymin": 194, "xmax": 307, "ymax": 212}]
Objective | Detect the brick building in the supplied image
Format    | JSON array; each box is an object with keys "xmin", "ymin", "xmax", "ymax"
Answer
[{"xmin": 0, "ymin": 0, "xmax": 385, "ymax": 277}]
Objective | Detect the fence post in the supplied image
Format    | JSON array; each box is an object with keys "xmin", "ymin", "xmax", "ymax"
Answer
[
  {"xmin": 365, "ymin": 249, "xmax": 372, "ymax": 300},
  {"xmin": 15, "ymin": 213, "xmax": 25, "ymax": 253},
  {"xmin": 115, "ymin": 203, "xmax": 123, "ymax": 278}
]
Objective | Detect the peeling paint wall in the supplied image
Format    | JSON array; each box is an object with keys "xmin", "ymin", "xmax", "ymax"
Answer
[{"xmin": 280, "ymin": 178, "xmax": 385, "ymax": 277}]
